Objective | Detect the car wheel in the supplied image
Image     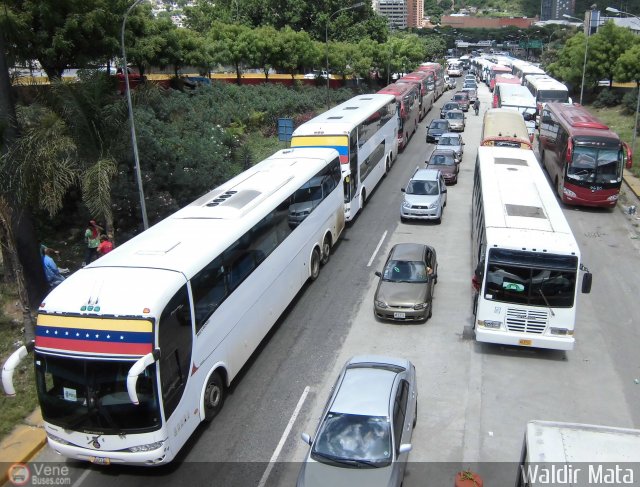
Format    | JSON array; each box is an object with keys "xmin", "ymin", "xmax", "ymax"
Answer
[
  {"xmin": 310, "ymin": 247, "xmax": 321, "ymax": 281},
  {"xmin": 401, "ymin": 216, "xmax": 407, "ymax": 223},
  {"xmin": 320, "ymin": 235, "xmax": 331, "ymax": 266},
  {"xmin": 428, "ymin": 303, "xmax": 433, "ymax": 319},
  {"xmin": 203, "ymin": 372, "xmax": 225, "ymax": 422}
]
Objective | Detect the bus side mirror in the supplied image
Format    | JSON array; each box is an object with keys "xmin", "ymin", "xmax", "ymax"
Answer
[
  {"xmin": 581, "ymin": 272, "xmax": 592, "ymax": 294},
  {"xmin": 127, "ymin": 349, "xmax": 161, "ymax": 404}
]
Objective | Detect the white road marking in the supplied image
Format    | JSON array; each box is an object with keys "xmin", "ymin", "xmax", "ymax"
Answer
[
  {"xmin": 367, "ymin": 231, "xmax": 388, "ymax": 267},
  {"xmin": 71, "ymin": 467, "xmax": 91, "ymax": 487},
  {"xmin": 257, "ymin": 386, "xmax": 310, "ymax": 487}
]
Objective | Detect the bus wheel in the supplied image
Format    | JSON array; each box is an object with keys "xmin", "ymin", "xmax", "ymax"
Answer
[
  {"xmin": 320, "ymin": 235, "xmax": 331, "ymax": 265},
  {"xmin": 361, "ymin": 189, "xmax": 367, "ymax": 207},
  {"xmin": 203, "ymin": 372, "xmax": 225, "ymax": 422},
  {"xmin": 310, "ymin": 247, "xmax": 321, "ymax": 281},
  {"xmin": 556, "ymin": 177, "xmax": 562, "ymax": 199},
  {"xmin": 385, "ymin": 157, "xmax": 390, "ymax": 173}
]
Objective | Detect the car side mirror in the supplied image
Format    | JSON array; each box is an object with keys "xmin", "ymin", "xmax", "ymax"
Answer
[
  {"xmin": 399, "ymin": 444, "xmax": 412, "ymax": 454},
  {"xmin": 375, "ymin": 271, "xmax": 382, "ymax": 278},
  {"xmin": 443, "ymin": 188, "xmax": 448, "ymax": 193},
  {"xmin": 401, "ymin": 187, "xmax": 406, "ymax": 192},
  {"xmin": 582, "ymin": 272, "xmax": 592, "ymax": 294},
  {"xmin": 301, "ymin": 432, "xmax": 312, "ymax": 445}
]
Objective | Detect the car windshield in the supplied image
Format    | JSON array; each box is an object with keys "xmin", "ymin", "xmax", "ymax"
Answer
[
  {"xmin": 406, "ymin": 179, "xmax": 439, "ymax": 195},
  {"xmin": 311, "ymin": 413, "xmax": 392, "ymax": 467},
  {"xmin": 439, "ymin": 137, "xmax": 459, "ymax": 146},
  {"xmin": 430, "ymin": 154, "xmax": 456, "ymax": 166},
  {"xmin": 447, "ymin": 112, "xmax": 463, "ymax": 120},
  {"xmin": 431, "ymin": 121, "xmax": 447, "ymax": 129},
  {"xmin": 383, "ymin": 259, "xmax": 429, "ymax": 282}
]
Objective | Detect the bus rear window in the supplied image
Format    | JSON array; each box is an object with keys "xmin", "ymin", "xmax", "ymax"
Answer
[{"xmin": 538, "ymin": 90, "xmax": 568, "ymax": 103}]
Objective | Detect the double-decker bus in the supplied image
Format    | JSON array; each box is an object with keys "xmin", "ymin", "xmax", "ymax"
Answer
[
  {"xmin": 418, "ymin": 62, "xmax": 445, "ymax": 99},
  {"xmin": 2, "ymin": 148, "xmax": 345, "ymax": 466},
  {"xmin": 471, "ymin": 146, "xmax": 592, "ymax": 351},
  {"xmin": 291, "ymin": 94, "xmax": 398, "ymax": 222},
  {"xmin": 397, "ymin": 72, "xmax": 435, "ymax": 120},
  {"xmin": 377, "ymin": 82, "xmax": 419, "ymax": 152},
  {"xmin": 538, "ymin": 102, "xmax": 633, "ymax": 208}
]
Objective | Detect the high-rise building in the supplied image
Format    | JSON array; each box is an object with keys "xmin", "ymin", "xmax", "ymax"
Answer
[
  {"xmin": 540, "ymin": 0, "xmax": 575, "ymax": 20},
  {"xmin": 406, "ymin": 0, "xmax": 424, "ymax": 28},
  {"xmin": 374, "ymin": 0, "xmax": 407, "ymax": 29}
]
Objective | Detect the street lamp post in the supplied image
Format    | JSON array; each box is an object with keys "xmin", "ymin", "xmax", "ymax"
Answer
[
  {"xmin": 325, "ymin": 2, "xmax": 365, "ymax": 109},
  {"xmin": 121, "ymin": 0, "xmax": 149, "ymax": 230},
  {"xmin": 605, "ymin": 6, "xmax": 640, "ymax": 155},
  {"xmin": 563, "ymin": 14, "xmax": 589, "ymax": 105}
]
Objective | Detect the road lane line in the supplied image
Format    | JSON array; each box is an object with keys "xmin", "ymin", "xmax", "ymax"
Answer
[
  {"xmin": 257, "ymin": 386, "xmax": 310, "ymax": 487},
  {"xmin": 367, "ymin": 231, "xmax": 388, "ymax": 267},
  {"xmin": 71, "ymin": 467, "xmax": 91, "ymax": 487}
]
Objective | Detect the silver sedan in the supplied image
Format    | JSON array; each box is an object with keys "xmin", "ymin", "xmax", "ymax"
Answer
[{"xmin": 298, "ymin": 356, "xmax": 417, "ymax": 487}]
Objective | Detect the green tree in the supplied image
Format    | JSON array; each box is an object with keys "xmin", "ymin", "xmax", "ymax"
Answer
[
  {"xmin": 546, "ymin": 32, "xmax": 591, "ymax": 91},
  {"xmin": 2, "ymin": 0, "xmax": 124, "ymax": 79},
  {"xmin": 253, "ymin": 26, "xmax": 281, "ymax": 81},
  {"xmin": 208, "ymin": 22, "xmax": 254, "ymax": 84},
  {"xmin": 273, "ymin": 27, "xmax": 316, "ymax": 79},
  {"xmin": 615, "ymin": 44, "xmax": 640, "ymax": 89},
  {"xmin": 589, "ymin": 21, "xmax": 637, "ymax": 87}
]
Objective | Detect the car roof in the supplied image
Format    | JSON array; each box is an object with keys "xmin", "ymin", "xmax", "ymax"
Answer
[
  {"xmin": 389, "ymin": 242, "xmax": 427, "ymax": 261},
  {"xmin": 331, "ymin": 364, "xmax": 400, "ymax": 417},
  {"xmin": 446, "ymin": 109, "xmax": 464, "ymax": 115},
  {"xmin": 411, "ymin": 168, "xmax": 441, "ymax": 181},
  {"xmin": 431, "ymin": 149, "xmax": 456, "ymax": 158}
]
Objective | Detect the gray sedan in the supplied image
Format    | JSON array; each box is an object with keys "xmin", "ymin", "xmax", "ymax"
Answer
[
  {"xmin": 435, "ymin": 132, "xmax": 465, "ymax": 162},
  {"xmin": 374, "ymin": 243, "xmax": 438, "ymax": 321},
  {"xmin": 445, "ymin": 109, "xmax": 465, "ymax": 132},
  {"xmin": 298, "ymin": 355, "xmax": 417, "ymax": 487}
]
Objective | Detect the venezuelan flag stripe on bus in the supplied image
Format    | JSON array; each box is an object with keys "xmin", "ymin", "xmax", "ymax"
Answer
[
  {"xmin": 35, "ymin": 314, "xmax": 154, "ymax": 356},
  {"xmin": 291, "ymin": 136, "xmax": 349, "ymax": 164}
]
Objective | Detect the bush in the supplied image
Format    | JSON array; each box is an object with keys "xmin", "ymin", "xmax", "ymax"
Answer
[
  {"xmin": 593, "ymin": 89, "xmax": 621, "ymax": 108},
  {"xmin": 622, "ymin": 90, "xmax": 639, "ymax": 115}
]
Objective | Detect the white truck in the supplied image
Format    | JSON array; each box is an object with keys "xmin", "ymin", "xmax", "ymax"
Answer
[{"xmin": 516, "ymin": 420, "xmax": 640, "ymax": 486}]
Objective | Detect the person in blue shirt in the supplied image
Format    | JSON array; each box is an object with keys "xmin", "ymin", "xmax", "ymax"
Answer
[{"xmin": 43, "ymin": 247, "xmax": 65, "ymax": 288}]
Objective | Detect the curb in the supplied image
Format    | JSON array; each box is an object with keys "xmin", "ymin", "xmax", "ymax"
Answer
[
  {"xmin": 0, "ymin": 410, "xmax": 46, "ymax": 485},
  {"xmin": 623, "ymin": 172, "xmax": 640, "ymax": 201}
]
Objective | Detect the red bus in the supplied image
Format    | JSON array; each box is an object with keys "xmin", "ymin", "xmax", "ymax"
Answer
[
  {"xmin": 397, "ymin": 72, "xmax": 435, "ymax": 121},
  {"xmin": 489, "ymin": 65, "xmax": 512, "ymax": 91},
  {"xmin": 538, "ymin": 103, "xmax": 633, "ymax": 208},
  {"xmin": 417, "ymin": 63, "xmax": 445, "ymax": 99},
  {"xmin": 377, "ymin": 82, "xmax": 420, "ymax": 151}
]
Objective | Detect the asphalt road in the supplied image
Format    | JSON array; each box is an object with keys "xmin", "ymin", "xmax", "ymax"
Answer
[{"xmin": 30, "ymin": 78, "xmax": 640, "ymax": 487}]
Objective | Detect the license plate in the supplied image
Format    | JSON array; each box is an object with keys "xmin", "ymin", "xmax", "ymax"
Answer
[
  {"xmin": 90, "ymin": 457, "xmax": 111, "ymax": 465},
  {"xmin": 519, "ymin": 339, "xmax": 532, "ymax": 346},
  {"xmin": 394, "ymin": 312, "xmax": 406, "ymax": 319}
]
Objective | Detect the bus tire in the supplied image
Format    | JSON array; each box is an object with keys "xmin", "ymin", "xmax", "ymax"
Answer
[
  {"xmin": 361, "ymin": 189, "xmax": 367, "ymax": 208},
  {"xmin": 556, "ymin": 177, "xmax": 563, "ymax": 200},
  {"xmin": 320, "ymin": 234, "xmax": 332, "ymax": 265},
  {"xmin": 203, "ymin": 371, "xmax": 225, "ymax": 422},
  {"xmin": 310, "ymin": 247, "xmax": 321, "ymax": 281},
  {"xmin": 385, "ymin": 157, "xmax": 390, "ymax": 173}
]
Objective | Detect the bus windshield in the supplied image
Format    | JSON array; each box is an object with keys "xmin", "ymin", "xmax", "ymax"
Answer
[
  {"xmin": 35, "ymin": 353, "xmax": 161, "ymax": 434},
  {"xmin": 569, "ymin": 145, "xmax": 623, "ymax": 184},
  {"xmin": 483, "ymin": 250, "xmax": 578, "ymax": 308}
]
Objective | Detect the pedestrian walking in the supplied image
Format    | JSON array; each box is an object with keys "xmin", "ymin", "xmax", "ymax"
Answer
[
  {"xmin": 83, "ymin": 220, "xmax": 103, "ymax": 266},
  {"xmin": 474, "ymin": 98, "xmax": 480, "ymax": 116}
]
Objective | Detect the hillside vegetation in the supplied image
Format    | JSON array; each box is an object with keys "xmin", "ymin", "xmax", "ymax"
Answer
[{"xmin": 455, "ymin": 0, "xmax": 640, "ymax": 18}]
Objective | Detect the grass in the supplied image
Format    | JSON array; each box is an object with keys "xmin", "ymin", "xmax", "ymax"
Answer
[
  {"xmin": 244, "ymin": 132, "xmax": 289, "ymax": 164},
  {"xmin": 0, "ymin": 284, "xmax": 39, "ymax": 440},
  {"xmin": 588, "ymin": 104, "xmax": 640, "ymax": 179}
]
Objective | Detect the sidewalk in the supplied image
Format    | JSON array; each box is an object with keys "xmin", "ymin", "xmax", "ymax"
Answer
[
  {"xmin": 0, "ymin": 410, "xmax": 46, "ymax": 484},
  {"xmin": 623, "ymin": 170, "xmax": 640, "ymax": 201}
]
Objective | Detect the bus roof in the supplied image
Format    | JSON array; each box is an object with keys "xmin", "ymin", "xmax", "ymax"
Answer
[
  {"xmin": 526, "ymin": 75, "xmax": 568, "ymax": 91},
  {"xmin": 545, "ymin": 102, "xmax": 616, "ymax": 138},
  {"xmin": 495, "ymin": 74, "xmax": 520, "ymax": 84},
  {"xmin": 81, "ymin": 147, "xmax": 339, "ymax": 280},
  {"xmin": 526, "ymin": 420, "xmax": 640, "ymax": 462},
  {"xmin": 377, "ymin": 82, "xmax": 417, "ymax": 97},
  {"xmin": 476, "ymin": 147, "xmax": 578, "ymax": 253},
  {"xmin": 291, "ymin": 94, "xmax": 396, "ymax": 136},
  {"xmin": 496, "ymin": 84, "xmax": 536, "ymax": 107}
]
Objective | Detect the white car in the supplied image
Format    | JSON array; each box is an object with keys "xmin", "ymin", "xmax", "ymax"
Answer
[{"xmin": 447, "ymin": 64, "xmax": 463, "ymax": 77}]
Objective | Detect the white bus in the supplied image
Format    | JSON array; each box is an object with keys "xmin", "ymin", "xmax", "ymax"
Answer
[
  {"xmin": 2, "ymin": 148, "xmax": 345, "ymax": 466},
  {"xmin": 471, "ymin": 147, "xmax": 592, "ymax": 351},
  {"xmin": 291, "ymin": 94, "xmax": 398, "ymax": 222},
  {"xmin": 524, "ymin": 75, "xmax": 570, "ymax": 112},
  {"xmin": 516, "ymin": 421, "xmax": 640, "ymax": 486}
]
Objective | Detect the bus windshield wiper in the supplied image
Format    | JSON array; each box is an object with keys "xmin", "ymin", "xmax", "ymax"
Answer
[{"xmin": 538, "ymin": 289, "xmax": 556, "ymax": 317}]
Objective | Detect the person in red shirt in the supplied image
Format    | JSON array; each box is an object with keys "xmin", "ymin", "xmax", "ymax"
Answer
[{"xmin": 97, "ymin": 235, "xmax": 114, "ymax": 256}]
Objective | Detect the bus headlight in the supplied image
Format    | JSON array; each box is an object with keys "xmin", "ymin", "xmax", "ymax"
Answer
[
  {"xmin": 607, "ymin": 194, "xmax": 618, "ymax": 201},
  {"xmin": 479, "ymin": 320, "xmax": 501, "ymax": 329},
  {"xmin": 48, "ymin": 434, "xmax": 71, "ymax": 446},
  {"xmin": 550, "ymin": 327, "xmax": 572, "ymax": 336},
  {"xmin": 375, "ymin": 300, "xmax": 388, "ymax": 309},
  {"xmin": 129, "ymin": 440, "xmax": 165, "ymax": 453},
  {"xmin": 563, "ymin": 187, "xmax": 577, "ymax": 198}
]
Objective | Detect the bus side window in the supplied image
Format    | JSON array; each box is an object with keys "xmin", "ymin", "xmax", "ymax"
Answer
[
  {"xmin": 191, "ymin": 256, "xmax": 226, "ymax": 332},
  {"xmin": 159, "ymin": 284, "xmax": 193, "ymax": 419}
]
